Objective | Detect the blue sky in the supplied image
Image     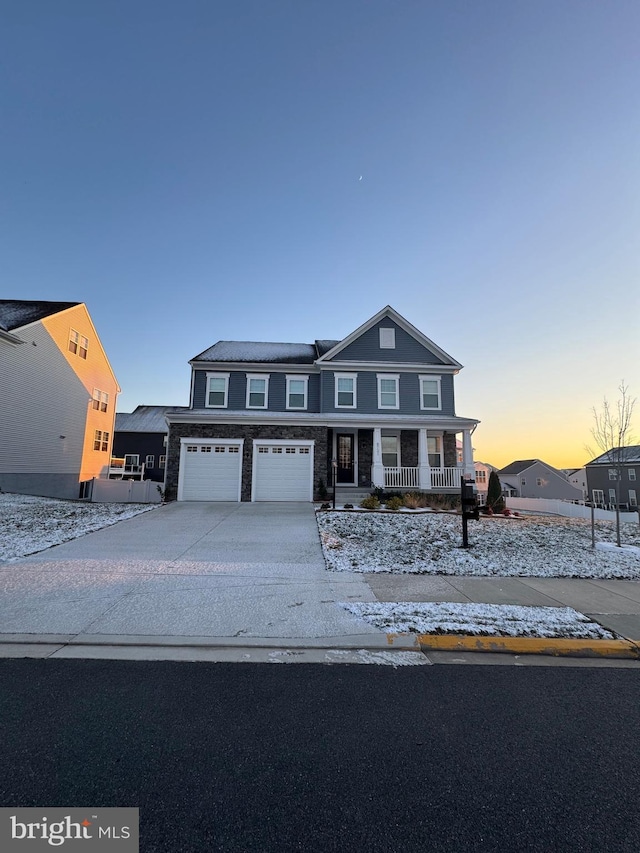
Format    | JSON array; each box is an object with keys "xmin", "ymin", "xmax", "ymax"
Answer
[{"xmin": 2, "ymin": 0, "xmax": 638, "ymax": 467}]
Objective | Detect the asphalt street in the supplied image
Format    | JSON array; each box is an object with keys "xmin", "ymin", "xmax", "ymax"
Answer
[{"xmin": 1, "ymin": 660, "xmax": 639, "ymax": 852}]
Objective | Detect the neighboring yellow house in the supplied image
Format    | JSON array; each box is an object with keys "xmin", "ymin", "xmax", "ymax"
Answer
[{"xmin": 0, "ymin": 300, "xmax": 120, "ymax": 499}]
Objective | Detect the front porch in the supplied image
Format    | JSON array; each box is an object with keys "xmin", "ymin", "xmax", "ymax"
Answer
[{"xmin": 329, "ymin": 426, "xmax": 475, "ymax": 494}]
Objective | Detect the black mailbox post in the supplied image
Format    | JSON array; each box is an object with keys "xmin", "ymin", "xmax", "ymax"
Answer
[{"xmin": 461, "ymin": 476, "xmax": 479, "ymax": 548}]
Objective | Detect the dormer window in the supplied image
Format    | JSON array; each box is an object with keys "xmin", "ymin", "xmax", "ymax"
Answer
[{"xmin": 379, "ymin": 327, "xmax": 395, "ymax": 349}]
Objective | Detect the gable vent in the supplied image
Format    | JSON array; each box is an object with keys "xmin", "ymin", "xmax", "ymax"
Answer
[{"xmin": 379, "ymin": 327, "xmax": 395, "ymax": 349}]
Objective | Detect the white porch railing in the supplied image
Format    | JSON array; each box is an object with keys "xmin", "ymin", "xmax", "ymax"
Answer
[
  {"xmin": 384, "ymin": 467, "xmax": 419, "ymax": 488},
  {"xmin": 430, "ymin": 467, "xmax": 463, "ymax": 489},
  {"xmin": 382, "ymin": 466, "xmax": 464, "ymax": 490}
]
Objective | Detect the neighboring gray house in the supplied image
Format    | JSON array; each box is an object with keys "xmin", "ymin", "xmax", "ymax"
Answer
[
  {"xmin": 113, "ymin": 405, "xmax": 186, "ymax": 482},
  {"xmin": 498, "ymin": 459, "xmax": 582, "ymax": 501},
  {"xmin": 565, "ymin": 467, "xmax": 588, "ymax": 501},
  {"xmin": 165, "ymin": 306, "xmax": 480, "ymax": 502},
  {"xmin": 585, "ymin": 446, "xmax": 640, "ymax": 510}
]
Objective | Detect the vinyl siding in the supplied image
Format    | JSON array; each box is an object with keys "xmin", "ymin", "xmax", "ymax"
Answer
[
  {"xmin": 41, "ymin": 304, "xmax": 118, "ymax": 481},
  {"xmin": 192, "ymin": 370, "xmax": 321, "ymax": 412},
  {"xmin": 327, "ymin": 319, "xmax": 447, "ymax": 364},
  {"xmin": 321, "ymin": 371, "xmax": 455, "ymax": 415},
  {"xmin": 0, "ymin": 320, "xmax": 88, "ymax": 478}
]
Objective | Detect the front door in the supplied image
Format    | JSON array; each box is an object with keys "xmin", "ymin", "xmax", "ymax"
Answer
[{"xmin": 336, "ymin": 434, "xmax": 355, "ymax": 484}]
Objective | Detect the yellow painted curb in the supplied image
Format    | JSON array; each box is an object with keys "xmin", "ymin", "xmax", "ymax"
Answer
[{"xmin": 411, "ymin": 634, "xmax": 640, "ymax": 659}]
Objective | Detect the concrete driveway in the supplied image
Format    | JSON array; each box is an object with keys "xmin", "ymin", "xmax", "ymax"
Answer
[{"xmin": 0, "ymin": 503, "xmax": 377, "ymax": 641}]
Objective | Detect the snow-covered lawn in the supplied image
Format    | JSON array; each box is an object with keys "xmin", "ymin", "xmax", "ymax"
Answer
[
  {"xmin": 0, "ymin": 493, "xmax": 156, "ymax": 561},
  {"xmin": 340, "ymin": 601, "xmax": 615, "ymax": 639},
  {"xmin": 317, "ymin": 511, "xmax": 640, "ymax": 579}
]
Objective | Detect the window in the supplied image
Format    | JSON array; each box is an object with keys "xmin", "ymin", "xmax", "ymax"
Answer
[
  {"xmin": 592, "ymin": 489, "xmax": 605, "ymax": 505},
  {"xmin": 206, "ymin": 373, "xmax": 229, "ymax": 408},
  {"xmin": 475, "ymin": 470, "xmax": 487, "ymax": 483},
  {"xmin": 381, "ymin": 435, "xmax": 399, "ymax": 467},
  {"xmin": 419, "ymin": 376, "xmax": 442, "ymax": 410},
  {"xmin": 69, "ymin": 329, "xmax": 88, "ymax": 359},
  {"xmin": 609, "ymin": 469, "xmax": 618, "ymax": 481},
  {"xmin": 92, "ymin": 389, "xmax": 109, "ymax": 412},
  {"xmin": 159, "ymin": 455, "xmax": 166, "ymax": 468},
  {"xmin": 609, "ymin": 489, "xmax": 617, "ymax": 506},
  {"xmin": 521, "ymin": 478, "xmax": 526, "ymax": 486},
  {"xmin": 428, "ymin": 436, "xmax": 441, "ymax": 467},
  {"xmin": 93, "ymin": 430, "xmax": 109, "ymax": 452},
  {"xmin": 377, "ymin": 374, "xmax": 399, "ymax": 409},
  {"xmin": 379, "ymin": 327, "xmax": 395, "ymax": 348},
  {"xmin": 146, "ymin": 455, "xmax": 154, "ymax": 468},
  {"xmin": 630, "ymin": 490, "xmax": 637, "ymax": 507},
  {"xmin": 335, "ymin": 373, "xmax": 357, "ymax": 408},
  {"xmin": 186, "ymin": 446, "xmax": 198, "ymax": 452},
  {"xmin": 629, "ymin": 469, "xmax": 636, "ymax": 481},
  {"xmin": 286, "ymin": 375, "xmax": 308, "ymax": 410},
  {"xmin": 536, "ymin": 478, "xmax": 543, "ymax": 486},
  {"xmin": 246, "ymin": 374, "xmax": 269, "ymax": 408}
]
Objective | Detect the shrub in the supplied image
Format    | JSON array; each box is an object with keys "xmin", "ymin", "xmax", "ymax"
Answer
[
  {"xmin": 385, "ymin": 496, "xmax": 404, "ymax": 511},
  {"xmin": 317, "ymin": 479, "xmax": 328, "ymax": 500},
  {"xmin": 486, "ymin": 471, "xmax": 505, "ymax": 513},
  {"xmin": 320, "ymin": 502, "xmax": 331, "ymax": 510},
  {"xmin": 403, "ymin": 492, "xmax": 429, "ymax": 509},
  {"xmin": 360, "ymin": 495, "xmax": 381, "ymax": 510},
  {"xmin": 343, "ymin": 503, "xmax": 354, "ymax": 509}
]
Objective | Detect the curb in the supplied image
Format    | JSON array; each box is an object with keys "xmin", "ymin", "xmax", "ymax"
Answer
[{"xmin": 412, "ymin": 634, "xmax": 640, "ymax": 659}]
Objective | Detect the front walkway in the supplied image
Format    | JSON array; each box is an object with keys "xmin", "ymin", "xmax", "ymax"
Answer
[{"xmin": 0, "ymin": 503, "xmax": 378, "ymax": 640}]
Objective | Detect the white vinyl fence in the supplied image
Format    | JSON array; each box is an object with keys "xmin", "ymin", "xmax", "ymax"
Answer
[
  {"xmin": 89, "ymin": 478, "xmax": 163, "ymax": 503},
  {"xmin": 506, "ymin": 497, "xmax": 638, "ymax": 523}
]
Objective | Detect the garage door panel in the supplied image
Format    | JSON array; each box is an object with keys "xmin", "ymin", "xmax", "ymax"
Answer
[
  {"xmin": 180, "ymin": 444, "xmax": 242, "ymax": 501},
  {"xmin": 253, "ymin": 445, "xmax": 313, "ymax": 501}
]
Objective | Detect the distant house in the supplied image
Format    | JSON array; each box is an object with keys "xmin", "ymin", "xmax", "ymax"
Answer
[
  {"xmin": 473, "ymin": 461, "xmax": 497, "ymax": 505},
  {"xmin": 113, "ymin": 405, "xmax": 185, "ymax": 483},
  {"xmin": 585, "ymin": 446, "xmax": 640, "ymax": 510},
  {"xmin": 565, "ymin": 468, "xmax": 588, "ymax": 501},
  {"xmin": 498, "ymin": 459, "xmax": 582, "ymax": 501},
  {"xmin": 165, "ymin": 306, "xmax": 480, "ymax": 502},
  {"xmin": 0, "ymin": 300, "xmax": 120, "ymax": 499}
]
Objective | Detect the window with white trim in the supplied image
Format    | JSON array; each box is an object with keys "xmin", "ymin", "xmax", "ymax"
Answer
[
  {"xmin": 609, "ymin": 489, "xmax": 617, "ymax": 506},
  {"xmin": 159, "ymin": 455, "xmax": 166, "ymax": 468},
  {"xmin": 206, "ymin": 373, "xmax": 229, "ymax": 408},
  {"xmin": 186, "ymin": 445, "xmax": 198, "ymax": 452},
  {"xmin": 246, "ymin": 374, "xmax": 269, "ymax": 409},
  {"xmin": 629, "ymin": 469, "xmax": 636, "ymax": 481},
  {"xmin": 146, "ymin": 455, "xmax": 154, "ymax": 467},
  {"xmin": 475, "ymin": 470, "xmax": 487, "ymax": 483},
  {"xmin": 609, "ymin": 469, "xmax": 618, "ymax": 481},
  {"xmin": 630, "ymin": 490, "xmax": 637, "ymax": 507},
  {"xmin": 93, "ymin": 429, "xmax": 109, "ymax": 452},
  {"xmin": 335, "ymin": 373, "xmax": 357, "ymax": 408},
  {"xmin": 286, "ymin": 375, "xmax": 308, "ymax": 410},
  {"xmin": 69, "ymin": 329, "xmax": 88, "ymax": 359},
  {"xmin": 592, "ymin": 489, "xmax": 605, "ymax": 505},
  {"xmin": 427, "ymin": 436, "xmax": 441, "ymax": 467},
  {"xmin": 92, "ymin": 389, "xmax": 109, "ymax": 412},
  {"xmin": 419, "ymin": 375, "xmax": 442, "ymax": 410},
  {"xmin": 377, "ymin": 374, "xmax": 399, "ymax": 409},
  {"xmin": 379, "ymin": 327, "xmax": 395, "ymax": 348},
  {"xmin": 381, "ymin": 435, "xmax": 399, "ymax": 467}
]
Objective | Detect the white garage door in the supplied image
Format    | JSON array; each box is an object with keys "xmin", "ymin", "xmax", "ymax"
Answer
[
  {"xmin": 253, "ymin": 444, "xmax": 313, "ymax": 501},
  {"xmin": 179, "ymin": 443, "xmax": 242, "ymax": 501}
]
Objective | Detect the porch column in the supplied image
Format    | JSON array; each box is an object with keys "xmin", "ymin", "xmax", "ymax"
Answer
[
  {"xmin": 372, "ymin": 427, "xmax": 385, "ymax": 488},
  {"xmin": 418, "ymin": 428, "xmax": 432, "ymax": 490},
  {"xmin": 462, "ymin": 429, "xmax": 475, "ymax": 478}
]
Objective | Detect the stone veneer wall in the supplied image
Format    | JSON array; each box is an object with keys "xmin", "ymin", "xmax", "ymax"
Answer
[
  {"xmin": 443, "ymin": 432, "xmax": 457, "ymax": 467},
  {"xmin": 357, "ymin": 429, "xmax": 373, "ymax": 487},
  {"xmin": 400, "ymin": 431, "xmax": 418, "ymax": 468},
  {"xmin": 165, "ymin": 423, "xmax": 330, "ymax": 502}
]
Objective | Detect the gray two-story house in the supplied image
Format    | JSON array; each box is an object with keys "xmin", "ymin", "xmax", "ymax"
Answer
[
  {"xmin": 164, "ymin": 306, "xmax": 479, "ymax": 502},
  {"xmin": 585, "ymin": 446, "xmax": 640, "ymax": 510}
]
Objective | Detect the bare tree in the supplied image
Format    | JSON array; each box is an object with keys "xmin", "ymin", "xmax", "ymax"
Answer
[{"xmin": 587, "ymin": 381, "xmax": 637, "ymax": 546}]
